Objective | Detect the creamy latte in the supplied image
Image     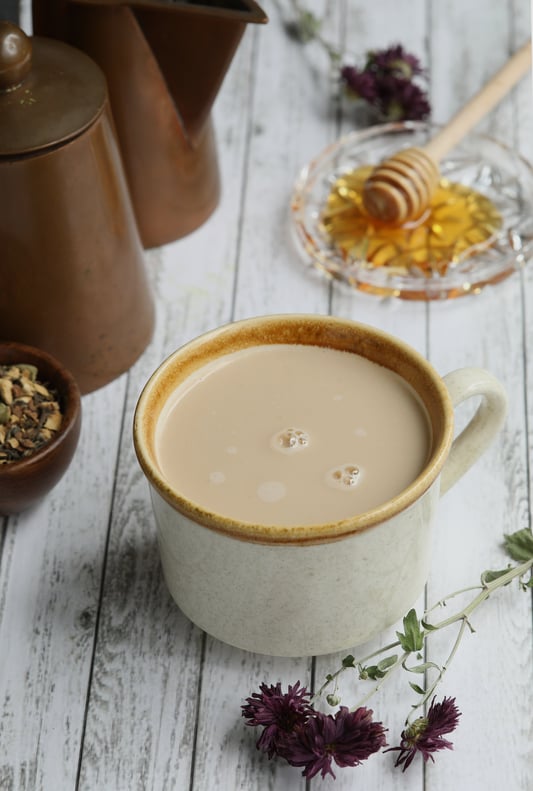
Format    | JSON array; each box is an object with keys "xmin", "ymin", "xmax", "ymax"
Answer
[{"xmin": 155, "ymin": 344, "xmax": 431, "ymax": 526}]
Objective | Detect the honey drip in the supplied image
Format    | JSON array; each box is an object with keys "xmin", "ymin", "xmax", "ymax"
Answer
[{"xmin": 321, "ymin": 166, "xmax": 502, "ymax": 278}]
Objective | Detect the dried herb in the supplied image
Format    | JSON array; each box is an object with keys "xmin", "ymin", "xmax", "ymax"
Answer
[
  {"xmin": 242, "ymin": 528, "xmax": 533, "ymax": 779},
  {"xmin": 0, "ymin": 364, "xmax": 62, "ymax": 463},
  {"xmin": 274, "ymin": 1, "xmax": 431, "ymax": 123}
]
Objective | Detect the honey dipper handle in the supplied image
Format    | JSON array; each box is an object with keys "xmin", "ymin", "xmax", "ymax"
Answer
[{"xmin": 425, "ymin": 40, "xmax": 532, "ymax": 164}]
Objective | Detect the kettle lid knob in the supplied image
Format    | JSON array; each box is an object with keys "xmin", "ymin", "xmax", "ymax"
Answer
[{"xmin": 0, "ymin": 22, "xmax": 32, "ymax": 92}]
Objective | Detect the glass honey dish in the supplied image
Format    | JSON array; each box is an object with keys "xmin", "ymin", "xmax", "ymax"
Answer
[{"xmin": 290, "ymin": 122, "xmax": 533, "ymax": 300}]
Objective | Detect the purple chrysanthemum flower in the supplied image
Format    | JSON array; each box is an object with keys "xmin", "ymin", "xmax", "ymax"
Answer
[
  {"xmin": 375, "ymin": 76, "xmax": 431, "ymax": 121},
  {"xmin": 340, "ymin": 43, "xmax": 431, "ymax": 122},
  {"xmin": 367, "ymin": 44, "xmax": 424, "ymax": 79},
  {"xmin": 387, "ymin": 696, "xmax": 461, "ymax": 771},
  {"xmin": 340, "ymin": 66, "xmax": 378, "ymax": 102},
  {"xmin": 283, "ymin": 706, "xmax": 387, "ymax": 780},
  {"xmin": 241, "ymin": 681, "xmax": 313, "ymax": 759}
]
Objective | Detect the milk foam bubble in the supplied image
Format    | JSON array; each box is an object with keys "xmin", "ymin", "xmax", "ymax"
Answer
[
  {"xmin": 326, "ymin": 464, "xmax": 361, "ymax": 491},
  {"xmin": 271, "ymin": 427, "xmax": 310, "ymax": 453}
]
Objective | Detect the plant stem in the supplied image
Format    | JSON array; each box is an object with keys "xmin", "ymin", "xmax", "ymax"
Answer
[
  {"xmin": 350, "ymin": 652, "xmax": 410, "ymax": 712},
  {"xmin": 273, "ymin": 0, "xmax": 342, "ymax": 64},
  {"xmin": 312, "ymin": 638, "xmax": 402, "ymax": 703},
  {"xmin": 428, "ymin": 558, "xmax": 533, "ymax": 632},
  {"xmin": 315, "ymin": 557, "xmax": 533, "ymax": 708},
  {"xmin": 423, "ymin": 585, "xmax": 484, "ymax": 615},
  {"xmin": 408, "ymin": 617, "xmax": 469, "ymax": 721}
]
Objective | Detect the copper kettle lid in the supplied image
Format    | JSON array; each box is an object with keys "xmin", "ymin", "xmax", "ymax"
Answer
[{"xmin": 0, "ymin": 21, "xmax": 106, "ymax": 157}]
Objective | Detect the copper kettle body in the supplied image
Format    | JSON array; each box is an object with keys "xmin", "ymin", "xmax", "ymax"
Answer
[
  {"xmin": 0, "ymin": 22, "xmax": 154, "ymax": 394},
  {"xmin": 33, "ymin": 0, "xmax": 268, "ymax": 249}
]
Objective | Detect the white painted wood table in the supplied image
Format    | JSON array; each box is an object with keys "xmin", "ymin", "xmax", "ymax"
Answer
[{"xmin": 1, "ymin": 1, "xmax": 533, "ymax": 789}]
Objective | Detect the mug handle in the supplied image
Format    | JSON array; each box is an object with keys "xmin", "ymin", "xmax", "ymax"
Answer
[{"xmin": 440, "ymin": 368, "xmax": 508, "ymax": 496}]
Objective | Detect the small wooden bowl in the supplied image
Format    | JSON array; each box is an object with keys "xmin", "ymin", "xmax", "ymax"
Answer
[{"xmin": 0, "ymin": 342, "xmax": 82, "ymax": 515}]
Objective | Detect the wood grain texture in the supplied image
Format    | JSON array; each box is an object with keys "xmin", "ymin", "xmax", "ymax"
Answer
[
  {"xmin": 232, "ymin": 0, "xmax": 336, "ymax": 320},
  {"xmin": 0, "ymin": 0, "xmax": 532, "ymax": 789},
  {"xmin": 0, "ymin": 378, "xmax": 127, "ymax": 790},
  {"xmin": 425, "ymin": 3, "xmax": 533, "ymax": 788}
]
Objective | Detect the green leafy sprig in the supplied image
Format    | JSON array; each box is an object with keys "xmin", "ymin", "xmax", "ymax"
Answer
[{"xmin": 313, "ymin": 528, "xmax": 533, "ymax": 720}]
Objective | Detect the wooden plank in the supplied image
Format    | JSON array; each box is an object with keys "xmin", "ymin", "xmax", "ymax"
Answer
[
  {"xmin": 426, "ymin": 281, "xmax": 533, "ymax": 790},
  {"xmin": 425, "ymin": 2, "xmax": 533, "ymax": 789},
  {"xmin": 232, "ymin": 0, "xmax": 340, "ymax": 319},
  {"xmin": 0, "ymin": 377, "xmax": 127, "ymax": 790},
  {"xmin": 429, "ymin": 0, "xmax": 513, "ymax": 135}
]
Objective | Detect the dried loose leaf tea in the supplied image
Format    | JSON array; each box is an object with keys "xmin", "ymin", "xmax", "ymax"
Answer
[{"xmin": 0, "ymin": 364, "xmax": 63, "ymax": 463}]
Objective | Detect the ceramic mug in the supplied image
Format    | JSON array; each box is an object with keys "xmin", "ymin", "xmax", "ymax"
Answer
[{"xmin": 133, "ymin": 315, "xmax": 507, "ymax": 657}]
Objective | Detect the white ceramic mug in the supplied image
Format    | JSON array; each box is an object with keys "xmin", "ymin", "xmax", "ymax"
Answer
[{"xmin": 133, "ymin": 315, "xmax": 507, "ymax": 657}]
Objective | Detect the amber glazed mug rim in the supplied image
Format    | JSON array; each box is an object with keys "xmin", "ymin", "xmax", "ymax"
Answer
[
  {"xmin": 133, "ymin": 314, "xmax": 455, "ymax": 545},
  {"xmin": 0, "ymin": 341, "xmax": 81, "ymax": 476}
]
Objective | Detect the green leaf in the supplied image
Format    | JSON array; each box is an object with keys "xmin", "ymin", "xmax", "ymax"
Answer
[
  {"xmin": 504, "ymin": 528, "xmax": 533, "ymax": 562},
  {"xmin": 342, "ymin": 654, "xmax": 355, "ymax": 668},
  {"xmin": 363, "ymin": 665, "xmax": 386, "ymax": 680},
  {"xmin": 359, "ymin": 656, "xmax": 398, "ymax": 680},
  {"xmin": 481, "ymin": 567, "xmax": 511, "ymax": 585},
  {"xmin": 377, "ymin": 655, "xmax": 398, "ymax": 672},
  {"xmin": 421, "ymin": 619, "xmax": 437, "ymax": 631},
  {"xmin": 404, "ymin": 660, "xmax": 440, "ymax": 674},
  {"xmin": 396, "ymin": 609, "xmax": 424, "ymax": 653},
  {"xmin": 409, "ymin": 682, "xmax": 426, "ymax": 695}
]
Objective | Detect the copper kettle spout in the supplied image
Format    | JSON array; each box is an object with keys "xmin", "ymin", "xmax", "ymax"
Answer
[
  {"xmin": 127, "ymin": 1, "xmax": 267, "ymax": 144},
  {"xmin": 33, "ymin": 0, "xmax": 268, "ymax": 248}
]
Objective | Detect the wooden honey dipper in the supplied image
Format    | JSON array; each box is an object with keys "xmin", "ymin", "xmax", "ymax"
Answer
[{"xmin": 362, "ymin": 41, "xmax": 532, "ymax": 225}]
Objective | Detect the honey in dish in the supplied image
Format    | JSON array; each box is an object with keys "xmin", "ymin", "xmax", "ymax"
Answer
[{"xmin": 321, "ymin": 165, "xmax": 502, "ymax": 278}]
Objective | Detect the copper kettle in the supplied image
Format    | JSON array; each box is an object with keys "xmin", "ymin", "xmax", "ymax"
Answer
[
  {"xmin": 0, "ymin": 22, "xmax": 154, "ymax": 394},
  {"xmin": 33, "ymin": 0, "xmax": 268, "ymax": 249}
]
